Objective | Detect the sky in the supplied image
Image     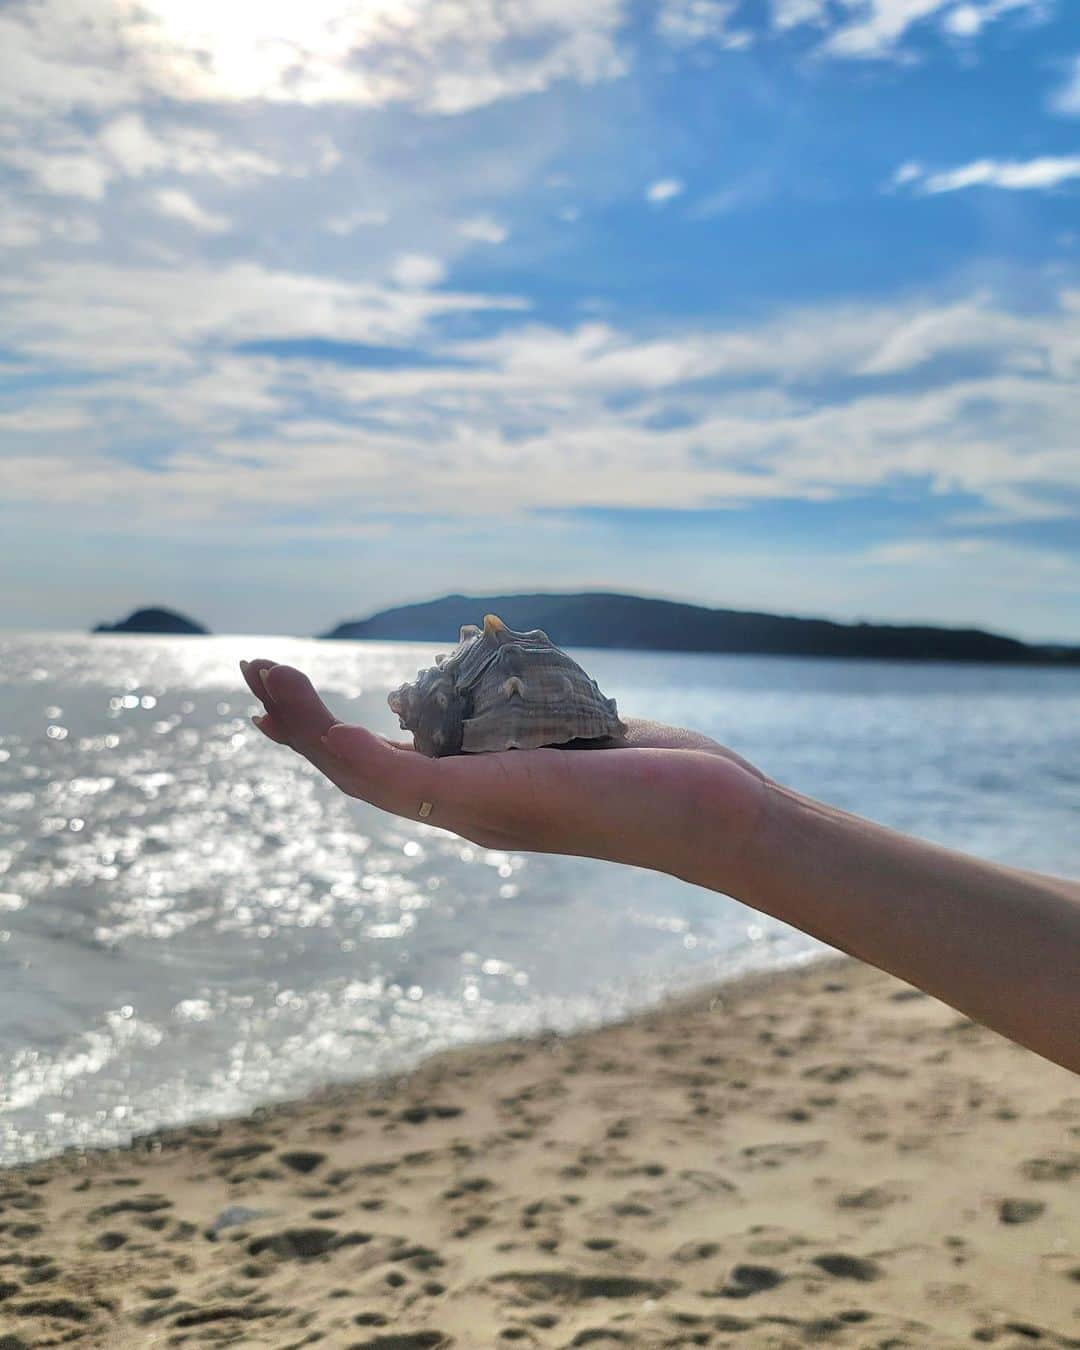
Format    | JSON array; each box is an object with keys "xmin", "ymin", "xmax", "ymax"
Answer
[{"xmin": 1, "ymin": 0, "xmax": 1078, "ymax": 641}]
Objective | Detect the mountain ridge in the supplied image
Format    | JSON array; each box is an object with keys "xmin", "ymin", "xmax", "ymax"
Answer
[
  {"xmin": 320, "ymin": 592, "xmax": 1080, "ymax": 665},
  {"xmin": 93, "ymin": 607, "xmax": 209, "ymax": 635}
]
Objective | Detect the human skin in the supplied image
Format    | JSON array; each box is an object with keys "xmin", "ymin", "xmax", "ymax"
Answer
[{"xmin": 239, "ymin": 658, "xmax": 1080, "ymax": 1075}]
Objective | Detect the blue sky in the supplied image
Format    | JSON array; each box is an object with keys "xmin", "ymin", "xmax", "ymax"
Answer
[{"xmin": 1, "ymin": 0, "xmax": 1077, "ymax": 640}]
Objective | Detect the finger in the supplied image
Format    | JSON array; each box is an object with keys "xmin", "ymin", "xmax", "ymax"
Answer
[
  {"xmin": 250, "ymin": 711, "xmax": 291, "ymax": 746},
  {"xmin": 239, "ymin": 658, "xmax": 275, "ymax": 708},
  {"xmin": 262, "ymin": 664, "xmax": 423, "ymax": 755},
  {"xmin": 240, "ymin": 659, "xmax": 294, "ymax": 746},
  {"xmin": 262, "ymin": 664, "xmax": 338, "ymax": 745},
  {"xmin": 619, "ymin": 718, "xmax": 764, "ymax": 778},
  {"xmin": 323, "ymin": 722, "xmax": 445, "ymax": 821},
  {"xmin": 259, "ymin": 664, "xmax": 406, "ymax": 803}
]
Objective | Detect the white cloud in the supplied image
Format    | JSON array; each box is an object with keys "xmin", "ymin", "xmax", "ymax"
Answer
[
  {"xmin": 1052, "ymin": 55, "xmax": 1080, "ymax": 117},
  {"xmin": 458, "ymin": 215, "xmax": 509, "ymax": 244},
  {"xmin": 0, "ymin": 406, "xmax": 89, "ymax": 432},
  {"xmin": 656, "ymin": 0, "xmax": 737, "ymax": 44},
  {"xmin": 852, "ymin": 299, "xmax": 1038, "ymax": 374},
  {"xmin": 326, "ymin": 209, "xmax": 390, "ymax": 235},
  {"xmin": 449, "ymin": 292, "xmax": 1079, "ymax": 387},
  {"xmin": 822, "ymin": 0, "xmax": 1046, "ymax": 60},
  {"xmin": 150, "ymin": 188, "xmax": 231, "ymax": 233},
  {"xmin": 863, "ymin": 538, "xmax": 1075, "ymax": 598},
  {"xmin": 888, "ymin": 160, "xmax": 924, "ymax": 189},
  {"xmin": 825, "ymin": 0, "xmax": 955, "ymax": 58},
  {"xmin": 0, "ymin": 1, "xmax": 139, "ymax": 116},
  {"xmin": 944, "ymin": 5, "xmax": 985, "ymax": 36},
  {"xmin": 0, "ymin": 109, "xmax": 281, "ymax": 215},
  {"xmin": 899, "ymin": 155, "xmax": 1080, "ymax": 193},
  {"xmin": 98, "ymin": 113, "xmax": 279, "ymax": 181},
  {"xmin": 3, "ymin": 146, "xmax": 112, "ymax": 200},
  {"xmin": 0, "ymin": 0, "xmax": 629, "ymax": 118},
  {"xmin": 390, "ymin": 253, "xmax": 447, "ymax": 288},
  {"xmin": 0, "ymin": 208, "xmax": 42, "ymax": 249},
  {"xmin": 0, "ymin": 259, "xmax": 525, "ymax": 369},
  {"xmin": 5, "ymin": 271, "xmax": 1075, "ymax": 541},
  {"xmin": 771, "ymin": 0, "xmax": 828, "ymax": 27},
  {"xmin": 0, "ymin": 202, "xmax": 100, "ymax": 249},
  {"xmin": 646, "ymin": 177, "xmax": 685, "ymax": 204}
]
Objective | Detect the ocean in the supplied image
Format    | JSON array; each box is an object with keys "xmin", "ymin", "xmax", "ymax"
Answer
[{"xmin": 1, "ymin": 631, "xmax": 1077, "ymax": 1167}]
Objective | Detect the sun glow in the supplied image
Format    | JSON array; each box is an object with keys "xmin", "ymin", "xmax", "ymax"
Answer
[{"xmin": 119, "ymin": 0, "xmax": 423, "ymax": 103}]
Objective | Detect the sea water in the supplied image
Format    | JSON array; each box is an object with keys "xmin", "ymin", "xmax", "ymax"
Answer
[{"xmin": 1, "ymin": 632, "xmax": 1077, "ymax": 1166}]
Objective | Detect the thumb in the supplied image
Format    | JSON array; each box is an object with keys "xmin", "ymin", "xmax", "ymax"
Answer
[{"xmin": 322, "ymin": 723, "xmax": 444, "ymax": 821}]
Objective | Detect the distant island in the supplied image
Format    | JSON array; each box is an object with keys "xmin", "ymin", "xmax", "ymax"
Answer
[
  {"xmin": 321, "ymin": 592, "xmax": 1080, "ymax": 665},
  {"xmin": 93, "ymin": 607, "xmax": 209, "ymax": 636}
]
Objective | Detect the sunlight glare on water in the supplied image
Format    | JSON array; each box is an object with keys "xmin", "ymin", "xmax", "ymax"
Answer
[{"xmin": 0, "ymin": 632, "xmax": 1077, "ymax": 1164}]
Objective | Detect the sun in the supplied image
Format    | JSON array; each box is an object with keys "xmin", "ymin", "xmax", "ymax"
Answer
[{"xmin": 118, "ymin": 0, "xmax": 419, "ymax": 103}]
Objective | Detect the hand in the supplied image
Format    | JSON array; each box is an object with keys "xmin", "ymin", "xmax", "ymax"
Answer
[{"xmin": 239, "ymin": 658, "xmax": 769, "ymax": 885}]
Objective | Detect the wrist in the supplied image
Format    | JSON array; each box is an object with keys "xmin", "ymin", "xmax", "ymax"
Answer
[{"xmin": 665, "ymin": 751, "xmax": 775, "ymax": 899}]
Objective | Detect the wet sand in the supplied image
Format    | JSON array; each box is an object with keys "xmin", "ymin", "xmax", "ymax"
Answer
[{"xmin": 1, "ymin": 955, "xmax": 1077, "ymax": 1349}]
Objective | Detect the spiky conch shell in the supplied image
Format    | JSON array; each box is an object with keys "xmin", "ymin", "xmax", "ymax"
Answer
[{"xmin": 388, "ymin": 614, "xmax": 627, "ymax": 757}]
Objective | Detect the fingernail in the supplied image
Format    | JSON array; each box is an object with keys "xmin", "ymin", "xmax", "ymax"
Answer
[
  {"xmin": 252, "ymin": 714, "xmax": 268, "ymax": 731},
  {"xmin": 259, "ymin": 668, "xmax": 271, "ymax": 694},
  {"xmin": 239, "ymin": 659, "xmax": 249, "ymax": 674}
]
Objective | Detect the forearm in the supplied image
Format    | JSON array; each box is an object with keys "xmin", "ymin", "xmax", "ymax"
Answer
[{"xmin": 678, "ymin": 766, "xmax": 1080, "ymax": 1073}]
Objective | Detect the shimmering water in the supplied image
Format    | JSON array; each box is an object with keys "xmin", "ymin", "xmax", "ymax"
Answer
[{"xmin": 1, "ymin": 632, "xmax": 1077, "ymax": 1165}]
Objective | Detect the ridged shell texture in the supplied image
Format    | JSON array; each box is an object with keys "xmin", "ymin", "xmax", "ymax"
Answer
[{"xmin": 388, "ymin": 614, "xmax": 627, "ymax": 757}]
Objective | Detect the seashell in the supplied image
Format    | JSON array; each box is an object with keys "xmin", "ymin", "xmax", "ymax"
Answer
[{"xmin": 388, "ymin": 613, "xmax": 627, "ymax": 757}]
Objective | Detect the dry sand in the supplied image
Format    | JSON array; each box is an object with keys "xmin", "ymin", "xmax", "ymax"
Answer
[{"xmin": 0, "ymin": 955, "xmax": 1077, "ymax": 1349}]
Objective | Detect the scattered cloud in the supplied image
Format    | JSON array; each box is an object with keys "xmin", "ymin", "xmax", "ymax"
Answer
[
  {"xmin": 2, "ymin": 0, "xmax": 1078, "ymax": 636},
  {"xmin": 0, "ymin": 198, "xmax": 100, "ymax": 249},
  {"xmin": 150, "ymin": 188, "xmax": 231, "ymax": 233},
  {"xmin": 458, "ymin": 216, "xmax": 509, "ymax": 244},
  {"xmin": 0, "ymin": 406, "xmax": 90, "ymax": 433},
  {"xmin": 944, "ymin": 5, "xmax": 986, "ymax": 36},
  {"xmin": 771, "ymin": 0, "xmax": 829, "ymax": 30},
  {"xmin": 98, "ymin": 114, "xmax": 280, "ymax": 182},
  {"xmin": 656, "ymin": 0, "xmax": 739, "ymax": 45},
  {"xmin": 863, "ymin": 538, "xmax": 1076, "ymax": 597},
  {"xmin": 1052, "ymin": 54, "xmax": 1080, "ymax": 117},
  {"xmin": 2, "ymin": 270, "xmax": 1076, "ymax": 531},
  {"xmin": 888, "ymin": 160, "xmax": 924, "ymax": 189},
  {"xmin": 896, "ymin": 155, "xmax": 1080, "ymax": 193},
  {"xmin": 647, "ymin": 178, "xmax": 685, "ymax": 204},
  {"xmin": 326, "ymin": 209, "xmax": 390, "ymax": 235},
  {"xmin": 0, "ymin": 259, "xmax": 525, "ymax": 368},
  {"xmin": 390, "ymin": 253, "xmax": 447, "ymax": 288},
  {"xmin": 0, "ymin": 0, "xmax": 630, "ymax": 118},
  {"xmin": 2, "ymin": 145, "xmax": 112, "ymax": 200},
  {"xmin": 0, "ymin": 109, "xmax": 281, "ymax": 213},
  {"xmin": 822, "ymin": 0, "xmax": 1047, "ymax": 60}
]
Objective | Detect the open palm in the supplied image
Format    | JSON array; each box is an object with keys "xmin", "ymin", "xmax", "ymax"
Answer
[{"xmin": 240, "ymin": 658, "xmax": 768, "ymax": 879}]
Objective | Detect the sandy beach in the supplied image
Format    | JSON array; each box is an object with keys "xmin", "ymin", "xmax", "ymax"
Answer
[{"xmin": 0, "ymin": 955, "xmax": 1076, "ymax": 1349}]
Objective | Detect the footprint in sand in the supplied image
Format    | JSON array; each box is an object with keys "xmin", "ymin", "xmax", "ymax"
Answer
[
  {"xmin": 87, "ymin": 1192, "xmax": 172, "ymax": 1222},
  {"xmin": 998, "ymin": 1198, "xmax": 1046, "ymax": 1224},
  {"xmin": 491, "ymin": 1270, "xmax": 675, "ymax": 1303},
  {"xmin": 836, "ymin": 1183, "xmax": 908, "ymax": 1210},
  {"xmin": 811, "ymin": 1253, "xmax": 882, "ymax": 1281},
  {"xmin": 246, "ymin": 1225, "xmax": 374, "ymax": 1258},
  {"xmin": 715, "ymin": 1263, "xmax": 785, "ymax": 1298},
  {"xmin": 1020, "ymin": 1152, "xmax": 1079, "ymax": 1182},
  {"xmin": 279, "ymin": 1149, "xmax": 327, "ymax": 1174},
  {"xmin": 353, "ymin": 1333, "xmax": 450, "ymax": 1348}
]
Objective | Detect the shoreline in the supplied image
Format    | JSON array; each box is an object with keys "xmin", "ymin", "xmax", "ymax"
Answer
[
  {"xmin": 1, "ymin": 955, "xmax": 1076, "ymax": 1347},
  {"xmin": 1, "ymin": 950, "xmax": 831, "ymax": 1175}
]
